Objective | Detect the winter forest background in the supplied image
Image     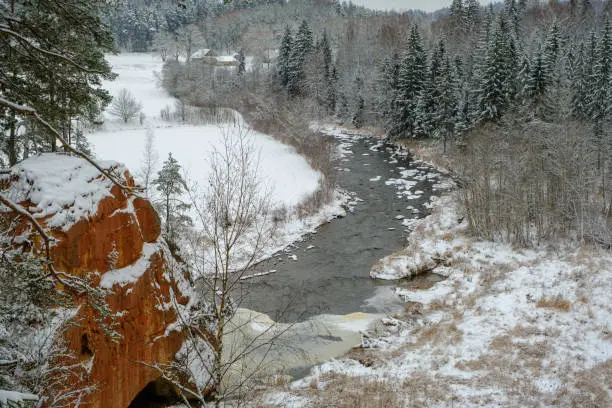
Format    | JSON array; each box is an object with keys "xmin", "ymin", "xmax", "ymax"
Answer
[
  {"xmin": 105, "ymin": 0, "xmax": 611, "ymax": 246},
  {"xmin": 0, "ymin": 0, "xmax": 610, "ymax": 406}
]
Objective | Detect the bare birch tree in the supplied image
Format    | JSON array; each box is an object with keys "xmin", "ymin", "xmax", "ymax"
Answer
[
  {"xmin": 138, "ymin": 128, "xmax": 158, "ymax": 197},
  {"xmin": 145, "ymin": 123, "xmax": 301, "ymax": 407},
  {"xmin": 108, "ymin": 89, "xmax": 143, "ymax": 124}
]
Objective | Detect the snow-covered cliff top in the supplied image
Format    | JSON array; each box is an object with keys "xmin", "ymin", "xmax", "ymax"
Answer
[{"xmin": 4, "ymin": 153, "xmax": 126, "ymax": 230}]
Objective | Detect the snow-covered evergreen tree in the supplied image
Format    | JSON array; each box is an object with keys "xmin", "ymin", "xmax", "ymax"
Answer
[
  {"xmin": 465, "ymin": 0, "xmax": 482, "ymax": 33},
  {"xmin": 154, "ymin": 153, "xmax": 191, "ymax": 239},
  {"xmin": 287, "ymin": 20, "xmax": 313, "ymax": 97},
  {"xmin": 588, "ymin": 20, "xmax": 611, "ymax": 171},
  {"xmin": 434, "ymin": 56, "xmax": 459, "ymax": 153},
  {"xmin": 237, "ymin": 49, "xmax": 247, "ymax": 77},
  {"xmin": 526, "ymin": 50, "xmax": 554, "ymax": 119},
  {"xmin": 389, "ymin": 26, "xmax": 427, "ymax": 138},
  {"xmin": 278, "ymin": 26, "xmax": 293, "ymax": 87},
  {"xmin": 477, "ymin": 16, "xmax": 517, "ymax": 121}
]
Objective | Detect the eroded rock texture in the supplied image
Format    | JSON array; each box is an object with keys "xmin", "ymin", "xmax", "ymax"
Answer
[{"xmin": 5, "ymin": 154, "xmax": 189, "ymax": 408}]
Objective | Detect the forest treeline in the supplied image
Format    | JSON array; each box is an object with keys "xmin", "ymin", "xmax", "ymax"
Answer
[{"xmin": 158, "ymin": 0, "xmax": 610, "ymax": 247}]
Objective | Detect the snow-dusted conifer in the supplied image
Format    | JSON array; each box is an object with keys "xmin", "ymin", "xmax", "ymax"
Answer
[
  {"xmin": 278, "ymin": 26, "xmax": 293, "ymax": 87},
  {"xmin": 154, "ymin": 153, "xmax": 189, "ymax": 238},
  {"xmin": 477, "ymin": 16, "xmax": 517, "ymax": 121},
  {"xmin": 435, "ymin": 56, "xmax": 459, "ymax": 153},
  {"xmin": 588, "ymin": 20, "xmax": 611, "ymax": 171},
  {"xmin": 390, "ymin": 26, "xmax": 427, "ymax": 138},
  {"xmin": 287, "ymin": 20, "xmax": 313, "ymax": 97}
]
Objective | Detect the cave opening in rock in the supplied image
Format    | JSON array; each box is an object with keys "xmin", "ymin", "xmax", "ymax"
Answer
[
  {"xmin": 128, "ymin": 377, "xmax": 184, "ymax": 408},
  {"xmin": 80, "ymin": 333, "xmax": 92, "ymax": 357}
]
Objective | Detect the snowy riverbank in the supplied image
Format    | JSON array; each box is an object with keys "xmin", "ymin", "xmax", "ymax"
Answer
[{"xmin": 257, "ymin": 136, "xmax": 612, "ymax": 407}]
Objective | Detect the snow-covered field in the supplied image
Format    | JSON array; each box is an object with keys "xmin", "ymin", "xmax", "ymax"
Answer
[
  {"xmin": 262, "ymin": 192, "xmax": 612, "ymax": 407},
  {"xmin": 88, "ymin": 53, "xmax": 320, "ymax": 210}
]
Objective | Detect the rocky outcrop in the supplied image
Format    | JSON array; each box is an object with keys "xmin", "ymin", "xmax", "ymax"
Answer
[{"xmin": 5, "ymin": 154, "xmax": 189, "ymax": 408}]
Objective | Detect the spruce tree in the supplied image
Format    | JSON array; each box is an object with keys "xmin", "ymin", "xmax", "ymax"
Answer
[
  {"xmin": 377, "ymin": 53, "xmax": 400, "ymax": 127},
  {"xmin": 327, "ymin": 65, "xmax": 338, "ymax": 115},
  {"xmin": 417, "ymin": 40, "xmax": 446, "ymax": 138},
  {"xmin": 477, "ymin": 16, "xmax": 517, "ymax": 121},
  {"xmin": 465, "ymin": 0, "xmax": 482, "ymax": 33},
  {"xmin": 287, "ymin": 20, "xmax": 313, "ymax": 97},
  {"xmin": 588, "ymin": 20, "xmax": 611, "ymax": 172},
  {"xmin": 570, "ymin": 40, "xmax": 591, "ymax": 120},
  {"xmin": 390, "ymin": 26, "xmax": 427, "ymax": 138},
  {"xmin": 318, "ymin": 30, "xmax": 333, "ymax": 80},
  {"xmin": 450, "ymin": 0, "xmax": 465, "ymax": 33},
  {"xmin": 278, "ymin": 26, "xmax": 293, "ymax": 87},
  {"xmin": 435, "ymin": 56, "xmax": 459, "ymax": 154},
  {"xmin": 544, "ymin": 21, "xmax": 561, "ymax": 78},
  {"xmin": 526, "ymin": 50, "xmax": 553, "ymax": 119}
]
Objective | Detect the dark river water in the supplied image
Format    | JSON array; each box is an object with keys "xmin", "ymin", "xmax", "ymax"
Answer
[{"xmin": 237, "ymin": 131, "xmax": 446, "ymax": 323}]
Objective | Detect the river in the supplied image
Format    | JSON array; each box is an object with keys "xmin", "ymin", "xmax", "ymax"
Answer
[{"xmin": 238, "ymin": 128, "xmax": 448, "ymax": 323}]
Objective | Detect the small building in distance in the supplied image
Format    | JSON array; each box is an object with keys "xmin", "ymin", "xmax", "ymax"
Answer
[
  {"xmin": 190, "ymin": 48, "xmax": 218, "ymax": 63},
  {"xmin": 190, "ymin": 49, "xmax": 238, "ymax": 67}
]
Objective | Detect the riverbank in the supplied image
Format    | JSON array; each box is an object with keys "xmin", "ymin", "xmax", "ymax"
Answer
[{"xmin": 257, "ymin": 133, "xmax": 612, "ymax": 407}]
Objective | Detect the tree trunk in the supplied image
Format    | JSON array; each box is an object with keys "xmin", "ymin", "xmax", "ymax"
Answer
[
  {"xmin": 8, "ymin": 118, "xmax": 18, "ymax": 166},
  {"xmin": 165, "ymin": 195, "xmax": 170, "ymax": 235}
]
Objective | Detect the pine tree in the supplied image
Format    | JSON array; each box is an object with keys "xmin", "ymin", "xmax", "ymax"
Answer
[
  {"xmin": 352, "ymin": 96, "xmax": 365, "ymax": 128},
  {"xmin": 318, "ymin": 30, "xmax": 332, "ymax": 80},
  {"xmin": 352, "ymin": 76, "xmax": 365, "ymax": 128},
  {"xmin": 0, "ymin": 0, "xmax": 116, "ymax": 161},
  {"xmin": 417, "ymin": 40, "xmax": 446, "ymax": 138},
  {"xmin": 526, "ymin": 50, "xmax": 553, "ymax": 119},
  {"xmin": 377, "ymin": 53, "xmax": 400, "ymax": 127},
  {"xmin": 504, "ymin": 0, "xmax": 521, "ymax": 36},
  {"xmin": 327, "ymin": 65, "xmax": 338, "ymax": 115},
  {"xmin": 543, "ymin": 21, "xmax": 561, "ymax": 75},
  {"xmin": 450, "ymin": 0, "xmax": 465, "ymax": 33},
  {"xmin": 154, "ymin": 153, "xmax": 190, "ymax": 238},
  {"xmin": 465, "ymin": 0, "xmax": 482, "ymax": 33},
  {"xmin": 277, "ymin": 26, "xmax": 293, "ymax": 87},
  {"xmin": 571, "ymin": 37, "xmax": 594, "ymax": 120}
]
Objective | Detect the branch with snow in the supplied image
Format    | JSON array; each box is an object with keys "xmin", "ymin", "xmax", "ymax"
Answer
[{"xmin": 0, "ymin": 97, "xmax": 138, "ymax": 195}]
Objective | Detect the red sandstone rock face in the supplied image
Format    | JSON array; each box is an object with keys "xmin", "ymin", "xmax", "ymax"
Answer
[{"xmin": 6, "ymin": 156, "xmax": 188, "ymax": 408}]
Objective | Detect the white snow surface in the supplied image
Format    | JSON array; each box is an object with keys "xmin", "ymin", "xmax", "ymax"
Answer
[
  {"xmin": 89, "ymin": 53, "xmax": 321, "ymax": 210},
  {"xmin": 5, "ymin": 153, "xmax": 123, "ymax": 231},
  {"xmin": 0, "ymin": 390, "xmax": 38, "ymax": 405},
  {"xmin": 100, "ymin": 243, "xmax": 159, "ymax": 289}
]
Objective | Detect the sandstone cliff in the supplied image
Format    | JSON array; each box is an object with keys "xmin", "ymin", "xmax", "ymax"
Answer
[{"xmin": 4, "ymin": 154, "xmax": 190, "ymax": 408}]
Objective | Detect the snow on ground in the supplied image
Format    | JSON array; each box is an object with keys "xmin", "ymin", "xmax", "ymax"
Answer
[
  {"xmin": 0, "ymin": 390, "xmax": 38, "ymax": 406},
  {"xmin": 100, "ymin": 53, "xmax": 174, "ymax": 120},
  {"xmin": 261, "ymin": 192, "xmax": 612, "ymax": 407},
  {"xmin": 89, "ymin": 53, "xmax": 320, "ymax": 211},
  {"xmin": 89, "ymin": 124, "xmax": 320, "ymax": 210}
]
